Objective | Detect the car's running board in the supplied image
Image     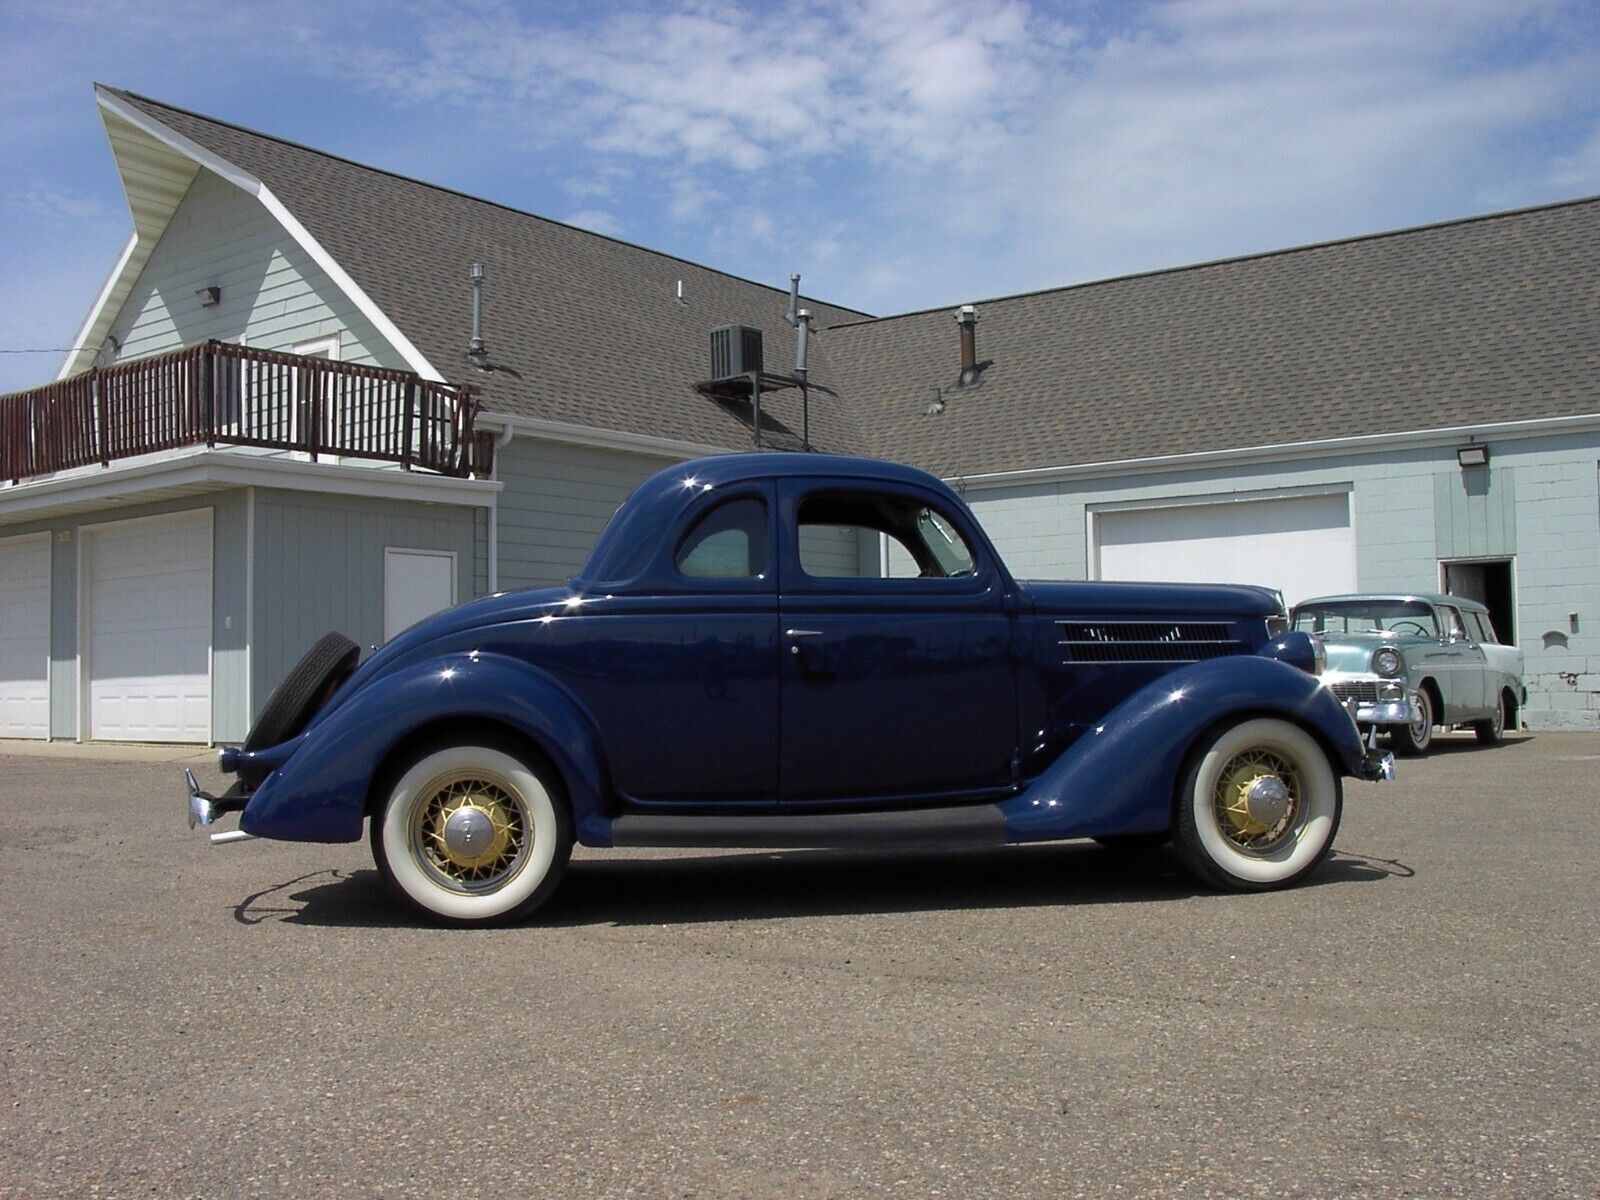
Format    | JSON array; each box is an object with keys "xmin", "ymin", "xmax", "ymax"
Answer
[{"xmin": 610, "ymin": 805, "xmax": 1008, "ymax": 850}]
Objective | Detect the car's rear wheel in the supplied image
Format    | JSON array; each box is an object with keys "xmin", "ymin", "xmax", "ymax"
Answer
[
  {"xmin": 1390, "ymin": 687, "xmax": 1433, "ymax": 756},
  {"xmin": 372, "ymin": 741, "xmax": 573, "ymax": 925},
  {"xmin": 1173, "ymin": 718, "xmax": 1342, "ymax": 891},
  {"xmin": 1474, "ymin": 691, "xmax": 1507, "ymax": 745}
]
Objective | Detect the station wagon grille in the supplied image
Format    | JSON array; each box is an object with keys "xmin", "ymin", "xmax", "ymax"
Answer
[
  {"xmin": 1328, "ymin": 680, "xmax": 1380, "ymax": 704},
  {"xmin": 1057, "ymin": 621, "xmax": 1240, "ymax": 664}
]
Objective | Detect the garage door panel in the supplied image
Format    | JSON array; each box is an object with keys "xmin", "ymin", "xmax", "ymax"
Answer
[
  {"xmin": 1097, "ymin": 493, "xmax": 1355, "ymax": 607},
  {"xmin": 0, "ymin": 536, "xmax": 51, "ymax": 739},
  {"xmin": 87, "ymin": 514, "xmax": 211, "ymax": 743}
]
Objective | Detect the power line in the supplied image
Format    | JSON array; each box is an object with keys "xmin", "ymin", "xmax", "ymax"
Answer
[{"xmin": 0, "ymin": 348, "xmax": 81, "ymax": 354}]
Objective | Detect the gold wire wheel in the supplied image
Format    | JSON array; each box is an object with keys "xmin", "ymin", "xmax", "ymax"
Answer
[
  {"xmin": 407, "ymin": 771, "xmax": 531, "ymax": 893},
  {"xmin": 1212, "ymin": 748, "xmax": 1305, "ymax": 855}
]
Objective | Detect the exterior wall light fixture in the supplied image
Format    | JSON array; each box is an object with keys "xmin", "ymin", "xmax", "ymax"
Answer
[
  {"xmin": 196, "ymin": 286, "xmax": 221, "ymax": 307},
  {"xmin": 1456, "ymin": 445, "xmax": 1489, "ymax": 468}
]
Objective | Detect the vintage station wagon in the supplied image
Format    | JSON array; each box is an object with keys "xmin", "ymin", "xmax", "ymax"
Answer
[
  {"xmin": 187, "ymin": 454, "xmax": 1393, "ymax": 924},
  {"xmin": 1291, "ymin": 593, "xmax": 1525, "ymax": 754}
]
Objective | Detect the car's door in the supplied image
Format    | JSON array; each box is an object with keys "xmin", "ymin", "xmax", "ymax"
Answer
[
  {"xmin": 774, "ymin": 480, "xmax": 1018, "ymax": 806},
  {"xmin": 1436, "ymin": 603, "xmax": 1488, "ymax": 718},
  {"xmin": 573, "ymin": 485, "xmax": 781, "ymax": 806}
]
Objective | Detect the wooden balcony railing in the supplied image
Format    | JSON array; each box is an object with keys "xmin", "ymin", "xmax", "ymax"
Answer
[{"xmin": 0, "ymin": 340, "xmax": 494, "ymax": 484}]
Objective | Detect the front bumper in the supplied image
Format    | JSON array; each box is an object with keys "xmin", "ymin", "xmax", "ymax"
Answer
[{"xmin": 1324, "ymin": 673, "xmax": 1414, "ymax": 727}]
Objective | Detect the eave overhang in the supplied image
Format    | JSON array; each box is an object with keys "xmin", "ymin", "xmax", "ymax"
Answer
[{"xmin": 60, "ymin": 86, "xmax": 443, "ymax": 384}]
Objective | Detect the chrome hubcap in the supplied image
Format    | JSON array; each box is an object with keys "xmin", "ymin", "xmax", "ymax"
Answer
[
  {"xmin": 443, "ymin": 805, "xmax": 497, "ymax": 862},
  {"xmin": 1245, "ymin": 776, "xmax": 1291, "ymax": 826}
]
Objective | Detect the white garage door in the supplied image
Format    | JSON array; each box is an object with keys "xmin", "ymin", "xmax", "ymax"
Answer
[
  {"xmin": 0, "ymin": 534, "xmax": 51, "ymax": 739},
  {"xmin": 1095, "ymin": 492, "xmax": 1356, "ymax": 606},
  {"xmin": 86, "ymin": 512, "xmax": 212, "ymax": 742}
]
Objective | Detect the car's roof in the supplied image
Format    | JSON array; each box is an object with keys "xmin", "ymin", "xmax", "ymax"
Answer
[
  {"xmin": 1293, "ymin": 592, "xmax": 1489, "ymax": 612},
  {"xmin": 651, "ymin": 452, "xmax": 951, "ymax": 490}
]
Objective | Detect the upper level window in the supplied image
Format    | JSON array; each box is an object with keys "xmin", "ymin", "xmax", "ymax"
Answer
[
  {"xmin": 797, "ymin": 492, "xmax": 977, "ymax": 580},
  {"xmin": 676, "ymin": 496, "xmax": 770, "ymax": 579},
  {"xmin": 293, "ymin": 334, "xmax": 341, "ymax": 360}
]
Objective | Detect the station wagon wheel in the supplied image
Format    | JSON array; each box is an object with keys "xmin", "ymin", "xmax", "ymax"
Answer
[
  {"xmin": 372, "ymin": 742, "xmax": 572, "ymax": 925},
  {"xmin": 1474, "ymin": 691, "xmax": 1506, "ymax": 746},
  {"xmin": 1173, "ymin": 718, "xmax": 1342, "ymax": 891},
  {"xmin": 1391, "ymin": 687, "xmax": 1433, "ymax": 756}
]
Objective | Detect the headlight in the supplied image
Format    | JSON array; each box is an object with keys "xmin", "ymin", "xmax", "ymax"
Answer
[{"xmin": 1373, "ymin": 648, "xmax": 1403, "ymax": 677}]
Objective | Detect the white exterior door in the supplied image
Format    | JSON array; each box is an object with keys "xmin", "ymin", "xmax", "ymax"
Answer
[
  {"xmin": 385, "ymin": 548, "xmax": 457, "ymax": 641},
  {"xmin": 85, "ymin": 512, "xmax": 212, "ymax": 743},
  {"xmin": 0, "ymin": 534, "xmax": 51, "ymax": 739},
  {"xmin": 1095, "ymin": 491, "xmax": 1356, "ymax": 607}
]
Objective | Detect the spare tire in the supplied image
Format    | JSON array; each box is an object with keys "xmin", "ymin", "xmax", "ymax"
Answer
[{"xmin": 241, "ymin": 633, "xmax": 361, "ymax": 779}]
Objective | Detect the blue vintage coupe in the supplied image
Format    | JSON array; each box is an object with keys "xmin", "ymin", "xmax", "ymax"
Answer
[{"xmin": 187, "ymin": 454, "xmax": 1393, "ymax": 924}]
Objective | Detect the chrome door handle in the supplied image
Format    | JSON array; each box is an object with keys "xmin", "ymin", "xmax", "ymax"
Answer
[{"xmin": 785, "ymin": 629, "xmax": 823, "ymax": 638}]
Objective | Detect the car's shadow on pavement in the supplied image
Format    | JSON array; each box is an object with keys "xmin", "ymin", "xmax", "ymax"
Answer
[{"xmin": 234, "ymin": 843, "xmax": 1412, "ymax": 929}]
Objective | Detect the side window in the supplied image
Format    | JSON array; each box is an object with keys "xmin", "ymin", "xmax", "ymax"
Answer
[
  {"xmin": 1441, "ymin": 606, "xmax": 1468, "ymax": 641},
  {"xmin": 676, "ymin": 496, "xmax": 770, "ymax": 579},
  {"xmin": 797, "ymin": 491, "xmax": 977, "ymax": 580},
  {"xmin": 1470, "ymin": 611, "xmax": 1498, "ymax": 644}
]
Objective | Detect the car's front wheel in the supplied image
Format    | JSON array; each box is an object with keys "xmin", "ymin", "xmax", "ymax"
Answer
[
  {"xmin": 372, "ymin": 741, "xmax": 572, "ymax": 925},
  {"xmin": 1391, "ymin": 687, "xmax": 1434, "ymax": 756},
  {"xmin": 1173, "ymin": 718, "xmax": 1342, "ymax": 891}
]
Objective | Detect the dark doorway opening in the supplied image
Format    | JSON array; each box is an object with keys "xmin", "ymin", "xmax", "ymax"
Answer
[{"xmin": 1442, "ymin": 559, "xmax": 1516, "ymax": 645}]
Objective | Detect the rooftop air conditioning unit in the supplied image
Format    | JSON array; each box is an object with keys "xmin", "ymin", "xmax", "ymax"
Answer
[{"xmin": 710, "ymin": 325, "xmax": 763, "ymax": 380}]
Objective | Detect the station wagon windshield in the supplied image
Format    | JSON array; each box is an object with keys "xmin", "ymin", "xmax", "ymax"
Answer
[{"xmin": 1293, "ymin": 600, "xmax": 1439, "ymax": 637}]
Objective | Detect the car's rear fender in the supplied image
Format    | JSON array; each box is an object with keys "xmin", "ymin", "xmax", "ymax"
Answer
[
  {"xmin": 999, "ymin": 655, "xmax": 1366, "ymax": 842},
  {"xmin": 239, "ymin": 652, "xmax": 610, "ymax": 845}
]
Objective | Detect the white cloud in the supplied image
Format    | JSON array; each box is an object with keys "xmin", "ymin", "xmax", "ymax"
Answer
[{"xmin": 304, "ymin": 0, "xmax": 1598, "ymax": 312}]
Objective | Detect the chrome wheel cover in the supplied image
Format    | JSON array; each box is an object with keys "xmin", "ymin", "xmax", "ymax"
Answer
[
  {"xmin": 407, "ymin": 770, "xmax": 532, "ymax": 894},
  {"xmin": 1213, "ymin": 748, "xmax": 1305, "ymax": 855},
  {"xmin": 1408, "ymin": 691, "xmax": 1432, "ymax": 746}
]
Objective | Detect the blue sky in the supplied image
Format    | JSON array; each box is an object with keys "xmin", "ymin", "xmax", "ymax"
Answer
[{"xmin": 2, "ymin": 0, "xmax": 1598, "ymax": 392}]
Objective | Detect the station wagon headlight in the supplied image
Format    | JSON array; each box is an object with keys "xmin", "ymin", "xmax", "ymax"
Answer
[{"xmin": 1373, "ymin": 648, "xmax": 1403, "ymax": 677}]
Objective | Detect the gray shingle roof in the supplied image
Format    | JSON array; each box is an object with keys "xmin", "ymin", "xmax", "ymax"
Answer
[
  {"xmin": 110, "ymin": 89, "xmax": 872, "ymax": 455},
  {"xmin": 828, "ymin": 197, "xmax": 1600, "ymax": 478},
  {"xmin": 109, "ymin": 89, "xmax": 1600, "ymax": 479}
]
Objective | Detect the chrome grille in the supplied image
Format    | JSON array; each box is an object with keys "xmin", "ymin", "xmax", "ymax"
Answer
[
  {"xmin": 1057, "ymin": 621, "xmax": 1239, "ymax": 664},
  {"xmin": 1329, "ymin": 680, "xmax": 1380, "ymax": 703}
]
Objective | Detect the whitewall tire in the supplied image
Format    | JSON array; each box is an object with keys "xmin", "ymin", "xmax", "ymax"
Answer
[
  {"xmin": 1173, "ymin": 718, "xmax": 1342, "ymax": 891},
  {"xmin": 372, "ymin": 742, "xmax": 572, "ymax": 924}
]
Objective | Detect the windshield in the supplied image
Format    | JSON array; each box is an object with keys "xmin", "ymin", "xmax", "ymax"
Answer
[{"xmin": 1292, "ymin": 600, "xmax": 1438, "ymax": 637}]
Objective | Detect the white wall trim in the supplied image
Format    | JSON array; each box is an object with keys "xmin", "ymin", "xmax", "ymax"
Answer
[
  {"xmin": 244, "ymin": 486, "xmax": 256, "ymax": 726},
  {"xmin": 480, "ymin": 410, "xmax": 728, "ymax": 461},
  {"xmin": 76, "ymin": 88, "xmax": 443, "ymax": 383},
  {"xmin": 57, "ymin": 232, "xmax": 138, "ymax": 380},
  {"xmin": 1084, "ymin": 481, "xmax": 1355, "ymax": 516},
  {"xmin": 0, "ymin": 448, "xmax": 500, "ymax": 526},
  {"xmin": 952, "ymin": 413, "xmax": 1600, "ymax": 491}
]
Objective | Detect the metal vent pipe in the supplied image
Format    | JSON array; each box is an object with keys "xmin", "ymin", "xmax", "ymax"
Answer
[{"xmin": 956, "ymin": 304, "xmax": 978, "ymax": 379}]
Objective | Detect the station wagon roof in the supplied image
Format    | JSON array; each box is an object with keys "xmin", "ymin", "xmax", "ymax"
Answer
[{"xmin": 1293, "ymin": 593, "xmax": 1488, "ymax": 613}]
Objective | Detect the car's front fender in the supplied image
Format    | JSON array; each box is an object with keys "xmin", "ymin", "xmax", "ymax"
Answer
[
  {"xmin": 239, "ymin": 652, "xmax": 610, "ymax": 845},
  {"xmin": 999, "ymin": 655, "xmax": 1367, "ymax": 842}
]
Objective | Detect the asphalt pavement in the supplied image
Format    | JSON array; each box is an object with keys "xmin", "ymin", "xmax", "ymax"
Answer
[{"xmin": 1, "ymin": 731, "xmax": 1596, "ymax": 1198}]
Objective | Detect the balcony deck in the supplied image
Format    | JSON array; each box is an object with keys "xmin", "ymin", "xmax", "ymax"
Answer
[{"xmin": 0, "ymin": 341, "xmax": 493, "ymax": 485}]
